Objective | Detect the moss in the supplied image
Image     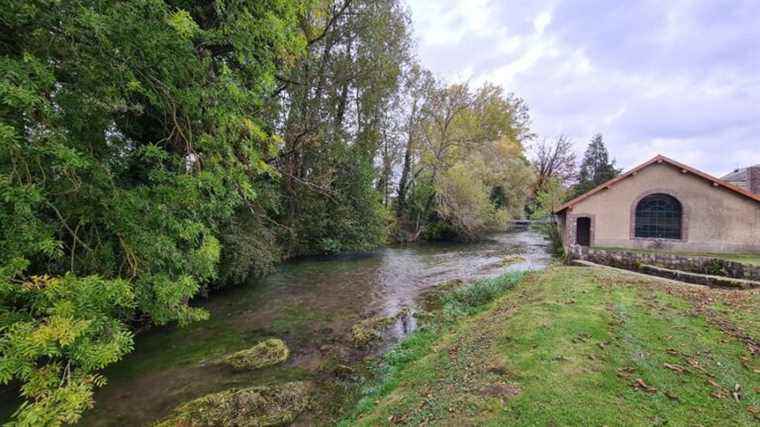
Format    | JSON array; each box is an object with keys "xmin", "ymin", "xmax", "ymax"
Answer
[
  {"xmin": 156, "ymin": 381, "xmax": 312, "ymax": 427},
  {"xmin": 220, "ymin": 338, "xmax": 289, "ymax": 370},
  {"xmin": 350, "ymin": 308, "xmax": 412, "ymax": 348},
  {"xmin": 350, "ymin": 316, "xmax": 395, "ymax": 348}
]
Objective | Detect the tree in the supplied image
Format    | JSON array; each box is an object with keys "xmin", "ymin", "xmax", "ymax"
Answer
[
  {"xmin": 531, "ymin": 135, "xmax": 577, "ymax": 192},
  {"xmin": 395, "ymin": 64, "xmax": 435, "ymax": 217},
  {"xmin": 573, "ymin": 134, "xmax": 621, "ymax": 196},
  {"xmin": 273, "ymin": 0, "xmax": 412, "ymax": 256},
  {"xmin": 0, "ymin": 1, "xmax": 304, "ymax": 423},
  {"xmin": 395, "ymin": 81, "xmax": 535, "ymax": 241}
]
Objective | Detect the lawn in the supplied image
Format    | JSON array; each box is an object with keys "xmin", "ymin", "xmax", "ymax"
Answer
[
  {"xmin": 343, "ymin": 266, "xmax": 760, "ymax": 426},
  {"xmin": 595, "ymin": 246, "xmax": 760, "ymax": 266}
]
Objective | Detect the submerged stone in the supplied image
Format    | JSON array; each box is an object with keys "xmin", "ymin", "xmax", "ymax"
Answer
[
  {"xmin": 156, "ymin": 381, "xmax": 312, "ymax": 427},
  {"xmin": 351, "ymin": 316, "xmax": 395, "ymax": 347},
  {"xmin": 350, "ymin": 308, "xmax": 411, "ymax": 348},
  {"xmin": 221, "ymin": 338, "xmax": 289, "ymax": 370}
]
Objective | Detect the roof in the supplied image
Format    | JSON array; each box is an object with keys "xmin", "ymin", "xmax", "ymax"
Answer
[
  {"xmin": 554, "ymin": 154, "xmax": 760, "ymax": 213},
  {"xmin": 722, "ymin": 164, "xmax": 760, "ymax": 182},
  {"xmin": 722, "ymin": 168, "xmax": 748, "ymax": 182}
]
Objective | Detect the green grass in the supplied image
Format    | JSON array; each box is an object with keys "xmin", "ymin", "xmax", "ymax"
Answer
[
  {"xmin": 596, "ymin": 246, "xmax": 760, "ymax": 266},
  {"xmin": 343, "ymin": 266, "xmax": 760, "ymax": 426}
]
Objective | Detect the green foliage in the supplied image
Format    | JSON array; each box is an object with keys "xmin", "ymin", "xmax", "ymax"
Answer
[
  {"xmin": 217, "ymin": 207, "xmax": 281, "ymax": 287},
  {"xmin": 277, "ymin": 0, "xmax": 410, "ymax": 257},
  {"xmin": 0, "ymin": 275, "xmax": 135, "ymax": 425},
  {"xmin": 536, "ymin": 222, "xmax": 566, "ymax": 259},
  {"xmin": 573, "ymin": 134, "xmax": 621, "ymax": 196},
  {"xmin": 285, "ymin": 150, "xmax": 388, "ymax": 256},
  {"xmin": 529, "ymin": 177, "xmax": 567, "ymax": 258},
  {"xmin": 529, "ymin": 177, "xmax": 567, "ymax": 220},
  {"xmin": 395, "ymin": 81, "xmax": 535, "ymax": 241},
  {"xmin": 1, "ymin": 0, "xmax": 305, "ymax": 422},
  {"xmin": 435, "ymin": 164, "xmax": 510, "ymax": 240}
]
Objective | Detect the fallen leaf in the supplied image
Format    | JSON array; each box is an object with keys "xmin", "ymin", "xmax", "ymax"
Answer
[
  {"xmin": 633, "ymin": 378, "xmax": 657, "ymax": 394},
  {"xmin": 665, "ymin": 391, "xmax": 679, "ymax": 401},
  {"xmin": 711, "ymin": 391, "xmax": 727, "ymax": 399},
  {"xmin": 748, "ymin": 406, "xmax": 759, "ymax": 420},
  {"xmin": 664, "ymin": 363, "xmax": 686, "ymax": 374}
]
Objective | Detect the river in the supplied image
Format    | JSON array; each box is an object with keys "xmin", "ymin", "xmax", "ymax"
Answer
[{"xmin": 75, "ymin": 227, "xmax": 549, "ymax": 425}]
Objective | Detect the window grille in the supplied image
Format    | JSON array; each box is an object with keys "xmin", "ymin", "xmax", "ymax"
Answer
[{"xmin": 634, "ymin": 194, "xmax": 682, "ymax": 239}]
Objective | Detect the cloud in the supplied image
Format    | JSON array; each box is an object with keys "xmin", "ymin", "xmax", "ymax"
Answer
[{"xmin": 406, "ymin": 0, "xmax": 760, "ymax": 176}]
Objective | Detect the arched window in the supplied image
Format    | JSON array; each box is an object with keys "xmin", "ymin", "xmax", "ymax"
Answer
[{"xmin": 634, "ymin": 194, "xmax": 682, "ymax": 239}]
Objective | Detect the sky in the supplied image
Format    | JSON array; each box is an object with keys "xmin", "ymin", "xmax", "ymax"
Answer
[{"xmin": 405, "ymin": 0, "xmax": 759, "ymax": 176}]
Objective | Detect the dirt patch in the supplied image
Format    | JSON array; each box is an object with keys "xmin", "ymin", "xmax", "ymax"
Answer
[{"xmin": 480, "ymin": 383, "xmax": 521, "ymax": 398}]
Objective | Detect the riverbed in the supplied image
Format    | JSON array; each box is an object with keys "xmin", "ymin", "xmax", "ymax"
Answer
[{"xmin": 78, "ymin": 228, "xmax": 549, "ymax": 425}]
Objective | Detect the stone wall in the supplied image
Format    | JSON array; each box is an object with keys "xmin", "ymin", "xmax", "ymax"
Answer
[
  {"xmin": 750, "ymin": 166, "xmax": 760, "ymax": 195},
  {"xmin": 570, "ymin": 246, "xmax": 760, "ymax": 282}
]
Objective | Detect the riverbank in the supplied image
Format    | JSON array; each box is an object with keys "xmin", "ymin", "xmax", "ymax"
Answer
[
  {"xmin": 343, "ymin": 266, "xmax": 759, "ymax": 425},
  {"xmin": 39, "ymin": 229, "xmax": 549, "ymax": 426}
]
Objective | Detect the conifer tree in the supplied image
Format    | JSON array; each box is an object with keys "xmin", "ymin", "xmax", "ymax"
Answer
[{"xmin": 573, "ymin": 134, "xmax": 620, "ymax": 196}]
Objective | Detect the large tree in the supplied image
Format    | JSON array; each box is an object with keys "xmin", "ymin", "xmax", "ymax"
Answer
[
  {"xmin": 573, "ymin": 134, "xmax": 621, "ymax": 196},
  {"xmin": 394, "ymin": 81, "xmax": 535, "ymax": 241},
  {"xmin": 272, "ymin": 0, "xmax": 412, "ymax": 256},
  {"xmin": 0, "ymin": 1, "xmax": 304, "ymax": 423}
]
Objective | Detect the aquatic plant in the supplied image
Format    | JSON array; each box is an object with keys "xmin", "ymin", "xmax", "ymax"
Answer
[
  {"xmin": 220, "ymin": 339, "xmax": 289, "ymax": 370},
  {"xmin": 156, "ymin": 381, "xmax": 312, "ymax": 427}
]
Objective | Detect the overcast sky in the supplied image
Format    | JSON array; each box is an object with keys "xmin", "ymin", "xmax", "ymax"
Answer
[{"xmin": 405, "ymin": 0, "xmax": 759, "ymax": 176}]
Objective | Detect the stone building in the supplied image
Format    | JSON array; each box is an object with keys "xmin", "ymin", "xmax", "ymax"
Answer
[
  {"xmin": 554, "ymin": 155, "xmax": 760, "ymax": 253},
  {"xmin": 721, "ymin": 164, "xmax": 760, "ymax": 195}
]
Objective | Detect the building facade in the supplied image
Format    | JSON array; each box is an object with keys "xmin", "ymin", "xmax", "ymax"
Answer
[{"xmin": 555, "ymin": 155, "xmax": 760, "ymax": 253}]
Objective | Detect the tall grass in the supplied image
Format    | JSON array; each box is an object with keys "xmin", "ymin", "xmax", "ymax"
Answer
[
  {"xmin": 338, "ymin": 271, "xmax": 526, "ymax": 425},
  {"xmin": 441, "ymin": 272, "xmax": 525, "ymax": 317},
  {"xmin": 534, "ymin": 221, "xmax": 565, "ymax": 259}
]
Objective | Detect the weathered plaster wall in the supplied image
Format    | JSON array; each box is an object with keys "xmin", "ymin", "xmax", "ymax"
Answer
[{"xmin": 563, "ymin": 163, "xmax": 760, "ymax": 252}]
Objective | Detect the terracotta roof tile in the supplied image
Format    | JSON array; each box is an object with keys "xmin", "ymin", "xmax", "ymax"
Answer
[{"xmin": 554, "ymin": 155, "xmax": 760, "ymax": 213}]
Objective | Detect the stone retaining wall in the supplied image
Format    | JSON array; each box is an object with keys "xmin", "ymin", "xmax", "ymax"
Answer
[{"xmin": 570, "ymin": 246, "xmax": 760, "ymax": 282}]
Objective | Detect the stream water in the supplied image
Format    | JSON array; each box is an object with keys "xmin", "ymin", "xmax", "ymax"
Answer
[{"xmin": 66, "ymin": 227, "xmax": 549, "ymax": 425}]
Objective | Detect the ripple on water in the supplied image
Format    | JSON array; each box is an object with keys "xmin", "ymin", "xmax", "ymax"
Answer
[{"xmin": 78, "ymin": 229, "xmax": 550, "ymax": 426}]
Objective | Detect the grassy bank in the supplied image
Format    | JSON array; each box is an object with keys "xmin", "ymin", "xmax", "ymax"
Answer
[{"xmin": 342, "ymin": 266, "xmax": 760, "ymax": 426}]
